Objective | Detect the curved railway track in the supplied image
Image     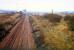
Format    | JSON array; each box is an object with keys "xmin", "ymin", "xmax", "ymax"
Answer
[{"xmin": 0, "ymin": 15, "xmax": 36, "ymax": 49}]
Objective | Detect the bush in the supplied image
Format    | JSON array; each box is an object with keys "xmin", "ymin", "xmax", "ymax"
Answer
[
  {"xmin": 68, "ymin": 15, "xmax": 74, "ymax": 31},
  {"xmin": 64, "ymin": 15, "xmax": 71, "ymax": 21},
  {"xmin": 43, "ymin": 14, "xmax": 62, "ymax": 23}
]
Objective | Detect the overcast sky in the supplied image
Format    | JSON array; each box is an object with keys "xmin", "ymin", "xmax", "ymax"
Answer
[{"xmin": 0, "ymin": 0, "xmax": 74, "ymax": 12}]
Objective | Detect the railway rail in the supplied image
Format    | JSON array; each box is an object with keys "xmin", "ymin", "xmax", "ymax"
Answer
[{"xmin": 0, "ymin": 15, "xmax": 36, "ymax": 50}]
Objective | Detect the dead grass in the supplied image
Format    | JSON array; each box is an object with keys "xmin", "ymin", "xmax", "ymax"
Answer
[
  {"xmin": 0, "ymin": 13, "xmax": 21, "ymax": 41},
  {"xmin": 0, "ymin": 13, "xmax": 20, "ymax": 25},
  {"xmin": 32, "ymin": 16, "xmax": 73, "ymax": 50}
]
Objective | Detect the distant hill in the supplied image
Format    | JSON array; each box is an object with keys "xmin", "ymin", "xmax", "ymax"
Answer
[
  {"xmin": 61, "ymin": 11, "xmax": 74, "ymax": 14},
  {"xmin": 0, "ymin": 10, "xmax": 16, "ymax": 14}
]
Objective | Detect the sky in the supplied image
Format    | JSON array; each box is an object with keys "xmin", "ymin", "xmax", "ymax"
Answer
[{"xmin": 0, "ymin": 0, "xmax": 74, "ymax": 12}]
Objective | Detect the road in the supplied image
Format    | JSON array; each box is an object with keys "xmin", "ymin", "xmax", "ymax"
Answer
[{"xmin": 0, "ymin": 15, "xmax": 36, "ymax": 49}]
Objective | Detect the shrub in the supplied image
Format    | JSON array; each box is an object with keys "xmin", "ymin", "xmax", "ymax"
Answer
[
  {"xmin": 64, "ymin": 15, "xmax": 71, "ymax": 21},
  {"xmin": 43, "ymin": 14, "xmax": 62, "ymax": 23},
  {"xmin": 68, "ymin": 16, "xmax": 74, "ymax": 31}
]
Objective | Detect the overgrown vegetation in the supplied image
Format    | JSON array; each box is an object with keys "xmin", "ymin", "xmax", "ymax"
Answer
[
  {"xmin": 64, "ymin": 15, "xmax": 74, "ymax": 50},
  {"xmin": 0, "ymin": 13, "xmax": 21, "ymax": 41},
  {"xmin": 43, "ymin": 14, "xmax": 62, "ymax": 23},
  {"xmin": 31, "ymin": 14, "xmax": 74, "ymax": 50},
  {"xmin": 68, "ymin": 16, "xmax": 74, "ymax": 31}
]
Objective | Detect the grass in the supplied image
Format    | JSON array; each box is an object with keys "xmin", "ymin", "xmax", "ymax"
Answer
[
  {"xmin": 31, "ymin": 16, "xmax": 73, "ymax": 50},
  {"xmin": 0, "ymin": 13, "xmax": 21, "ymax": 41},
  {"xmin": 0, "ymin": 13, "xmax": 20, "ymax": 25}
]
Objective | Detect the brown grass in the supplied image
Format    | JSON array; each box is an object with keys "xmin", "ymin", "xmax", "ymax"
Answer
[
  {"xmin": 0, "ymin": 13, "xmax": 20, "ymax": 25},
  {"xmin": 32, "ymin": 16, "xmax": 73, "ymax": 50}
]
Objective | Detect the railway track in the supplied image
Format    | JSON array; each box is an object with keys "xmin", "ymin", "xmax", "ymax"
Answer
[{"xmin": 0, "ymin": 15, "xmax": 36, "ymax": 49}]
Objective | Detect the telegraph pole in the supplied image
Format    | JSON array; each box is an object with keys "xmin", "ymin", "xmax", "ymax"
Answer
[
  {"xmin": 51, "ymin": 9, "xmax": 53, "ymax": 18},
  {"xmin": 52, "ymin": 9, "xmax": 53, "ymax": 16}
]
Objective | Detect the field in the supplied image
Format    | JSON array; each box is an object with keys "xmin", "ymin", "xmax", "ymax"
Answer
[{"xmin": 30, "ymin": 14, "xmax": 74, "ymax": 50}]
